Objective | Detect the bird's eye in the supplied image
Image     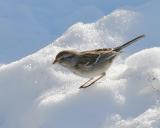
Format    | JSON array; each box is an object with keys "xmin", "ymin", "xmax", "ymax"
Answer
[
  {"xmin": 63, "ymin": 55, "xmax": 72, "ymax": 59},
  {"xmin": 60, "ymin": 55, "xmax": 73, "ymax": 61}
]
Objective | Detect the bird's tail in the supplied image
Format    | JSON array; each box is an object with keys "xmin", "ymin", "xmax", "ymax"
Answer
[{"xmin": 114, "ymin": 35, "xmax": 145, "ymax": 52}]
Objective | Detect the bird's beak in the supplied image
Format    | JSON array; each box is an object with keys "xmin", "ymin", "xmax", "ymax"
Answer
[{"xmin": 53, "ymin": 59, "xmax": 57, "ymax": 64}]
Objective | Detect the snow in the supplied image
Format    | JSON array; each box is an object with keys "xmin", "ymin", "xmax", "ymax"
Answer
[
  {"xmin": 105, "ymin": 106, "xmax": 160, "ymax": 128},
  {"xmin": 0, "ymin": 3, "xmax": 160, "ymax": 128}
]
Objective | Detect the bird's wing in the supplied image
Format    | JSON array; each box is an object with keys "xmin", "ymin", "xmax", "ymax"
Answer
[
  {"xmin": 77, "ymin": 53, "xmax": 100, "ymax": 66},
  {"xmin": 76, "ymin": 50, "xmax": 118, "ymax": 67},
  {"xmin": 82, "ymin": 48, "xmax": 113, "ymax": 53}
]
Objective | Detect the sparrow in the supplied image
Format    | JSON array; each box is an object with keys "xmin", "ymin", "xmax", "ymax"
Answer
[{"xmin": 53, "ymin": 35, "xmax": 145, "ymax": 89}]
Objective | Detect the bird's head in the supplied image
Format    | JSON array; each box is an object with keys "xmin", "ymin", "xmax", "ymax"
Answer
[{"xmin": 53, "ymin": 50, "xmax": 78, "ymax": 66}]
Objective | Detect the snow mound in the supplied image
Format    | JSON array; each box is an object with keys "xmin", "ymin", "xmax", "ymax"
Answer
[
  {"xmin": 106, "ymin": 106, "xmax": 160, "ymax": 128},
  {"xmin": 0, "ymin": 9, "xmax": 160, "ymax": 128},
  {"xmin": 53, "ymin": 9, "xmax": 137, "ymax": 50}
]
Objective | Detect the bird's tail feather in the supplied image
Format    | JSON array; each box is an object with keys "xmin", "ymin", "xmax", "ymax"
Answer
[{"xmin": 114, "ymin": 35, "xmax": 145, "ymax": 52}]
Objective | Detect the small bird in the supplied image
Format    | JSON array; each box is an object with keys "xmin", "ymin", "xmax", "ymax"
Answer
[{"xmin": 53, "ymin": 35, "xmax": 145, "ymax": 89}]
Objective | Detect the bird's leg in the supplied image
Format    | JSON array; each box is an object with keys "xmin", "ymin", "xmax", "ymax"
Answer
[
  {"xmin": 79, "ymin": 78, "xmax": 94, "ymax": 89},
  {"xmin": 79, "ymin": 72, "xmax": 106, "ymax": 89}
]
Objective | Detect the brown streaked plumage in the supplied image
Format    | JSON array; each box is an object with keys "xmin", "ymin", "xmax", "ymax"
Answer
[{"xmin": 53, "ymin": 35, "xmax": 145, "ymax": 89}]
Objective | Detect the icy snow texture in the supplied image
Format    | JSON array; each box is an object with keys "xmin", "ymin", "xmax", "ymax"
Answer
[
  {"xmin": 0, "ymin": 9, "xmax": 160, "ymax": 128},
  {"xmin": 105, "ymin": 106, "xmax": 160, "ymax": 128}
]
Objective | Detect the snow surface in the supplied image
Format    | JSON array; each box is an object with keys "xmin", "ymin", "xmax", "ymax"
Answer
[{"xmin": 0, "ymin": 6, "xmax": 160, "ymax": 128}]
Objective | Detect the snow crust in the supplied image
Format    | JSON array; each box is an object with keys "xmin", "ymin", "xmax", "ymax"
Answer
[{"xmin": 0, "ymin": 9, "xmax": 160, "ymax": 128}]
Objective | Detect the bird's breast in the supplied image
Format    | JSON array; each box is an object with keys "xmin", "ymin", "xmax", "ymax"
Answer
[{"xmin": 71, "ymin": 61, "xmax": 113, "ymax": 78}]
